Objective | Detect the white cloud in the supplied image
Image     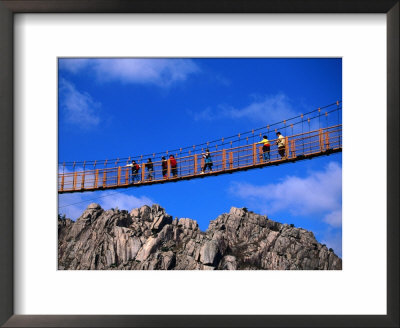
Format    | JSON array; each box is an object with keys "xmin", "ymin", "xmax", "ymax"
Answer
[
  {"xmin": 323, "ymin": 209, "xmax": 342, "ymax": 228},
  {"xmin": 229, "ymin": 161, "xmax": 342, "ymax": 219},
  {"xmin": 58, "ymin": 191, "xmax": 154, "ymax": 221},
  {"xmin": 100, "ymin": 193, "xmax": 153, "ymax": 213},
  {"xmin": 59, "ymin": 78, "xmax": 101, "ymax": 127},
  {"xmin": 59, "ymin": 58, "xmax": 200, "ymax": 87},
  {"xmin": 192, "ymin": 93, "xmax": 297, "ymax": 122}
]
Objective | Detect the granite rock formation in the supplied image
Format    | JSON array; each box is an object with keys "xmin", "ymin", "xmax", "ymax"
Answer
[{"xmin": 58, "ymin": 204, "xmax": 342, "ymax": 270}]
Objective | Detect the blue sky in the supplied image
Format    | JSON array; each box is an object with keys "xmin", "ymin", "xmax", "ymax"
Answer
[{"xmin": 58, "ymin": 58, "xmax": 342, "ymax": 256}]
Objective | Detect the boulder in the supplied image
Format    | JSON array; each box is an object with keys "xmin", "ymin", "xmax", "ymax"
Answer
[
  {"xmin": 178, "ymin": 218, "xmax": 198, "ymax": 230},
  {"xmin": 151, "ymin": 214, "xmax": 172, "ymax": 231},
  {"xmin": 229, "ymin": 207, "xmax": 245, "ymax": 217},
  {"xmin": 87, "ymin": 203, "xmax": 101, "ymax": 210},
  {"xmin": 130, "ymin": 208, "xmax": 140, "ymax": 218},
  {"xmin": 136, "ymin": 237, "xmax": 160, "ymax": 262},
  {"xmin": 220, "ymin": 255, "xmax": 237, "ymax": 270},
  {"xmin": 139, "ymin": 205, "xmax": 152, "ymax": 221},
  {"xmin": 200, "ymin": 240, "xmax": 219, "ymax": 266}
]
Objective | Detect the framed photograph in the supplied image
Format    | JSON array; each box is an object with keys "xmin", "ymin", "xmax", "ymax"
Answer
[
  {"xmin": 57, "ymin": 57, "xmax": 344, "ymax": 273},
  {"xmin": 0, "ymin": 1, "xmax": 398, "ymax": 327}
]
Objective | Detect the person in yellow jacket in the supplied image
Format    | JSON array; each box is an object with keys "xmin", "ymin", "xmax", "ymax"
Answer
[{"xmin": 256, "ymin": 135, "xmax": 270, "ymax": 161}]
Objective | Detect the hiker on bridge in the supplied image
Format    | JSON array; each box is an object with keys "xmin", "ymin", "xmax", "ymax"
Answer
[
  {"xmin": 276, "ymin": 132, "xmax": 286, "ymax": 159},
  {"xmin": 169, "ymin": 155, "xmax": 178, "ymax": 178},
  {"xmin": 126, "ymin": 160, "xmax": 140, "ymax": 183},
  {"xmin": 146, "ymin": 158, "xmax": 154, "ymax": 181},
  {"xmin": 256, "ymin": 135, "xmax": 270, "ymax": 162},
  {"xmin": 161, "ymin": 156, "xmax": 168, "ymax": 179},
  {"xmin": 201, "ymin": 149, "xmax": 213, "ymax": 174}
]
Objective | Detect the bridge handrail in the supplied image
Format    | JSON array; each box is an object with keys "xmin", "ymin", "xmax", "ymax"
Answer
[
  {"xmin": 58, "ymin": 124, "xmax": 342, "ymax": 193},
  {"xmin": 60, "ymin": 125, "xmax": 342, "ymax": 176}
]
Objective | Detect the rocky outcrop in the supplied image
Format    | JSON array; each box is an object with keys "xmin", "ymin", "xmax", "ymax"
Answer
[{"xmin": 58, "ymin": 204, "xmax": 342, "ymax": 270}]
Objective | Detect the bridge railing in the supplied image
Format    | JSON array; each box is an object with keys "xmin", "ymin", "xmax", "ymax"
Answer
[{"xmin": 58, "ymin": 125, "xmax": 342, "ymax": 192}]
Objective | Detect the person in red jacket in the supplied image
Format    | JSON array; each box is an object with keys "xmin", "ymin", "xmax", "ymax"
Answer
[
  {"xmin": 169, "ymin": 155, "xmax": 178, "ymax": 178},
  {"xmin": 126, "ymin": 160, "xmax": 140, "ymax": 183}
]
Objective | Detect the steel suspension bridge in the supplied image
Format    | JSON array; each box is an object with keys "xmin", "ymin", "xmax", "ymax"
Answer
[{"xmin": 58, "ymin": 101, "xmax": 342, "ymax": 194}]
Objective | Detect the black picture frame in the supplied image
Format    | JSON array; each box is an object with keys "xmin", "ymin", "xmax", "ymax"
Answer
[{"xmin": 0, "ymin": 1, "xmax": 398, "ymax": 327}]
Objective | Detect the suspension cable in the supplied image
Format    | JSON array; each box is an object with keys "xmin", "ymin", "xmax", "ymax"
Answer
[{"xmin": 60, "ymin": 101, "xmax": 342, "ymax": 167}]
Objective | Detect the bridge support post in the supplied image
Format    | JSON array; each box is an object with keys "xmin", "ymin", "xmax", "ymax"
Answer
[
  {"xmin": 167, "ymin": 159, "xmax": 171, "ymax": 178},
  {"xmin": 125, "ymin": 167, "xmax": 129, "ymax": 184},
  {"xmin": 258, "ymin": 146, "xmax": 263, "ymax": 162},
  {"xmin": 291, "ymin": 140, "xmax": 296, "ymax": 158},
  {"xmin": 73, "ymin": 172, "xmax": 78, "ymax": 190},
  {"xmin": 194, "ymin": 154, "xmax": 197, "ymax": 174},
  {"xmin": 222, "ymin": 150, "xmax": 226, "ymax": 170},
  {"xmin": 81, "ymin": 172, "xmax": 85, "ymax": 190},
  {"xmin": 141, "ymin": 163, "xmax": 145, "ymax": 182},
  {"xmin": 95, "ymin": 169, "xmax": 99, "ymax": 188},
  {"xmin": 60, "ymin": 174, "xmax": 64, "ymax": 192},
  {"xmin": 81, "ymin": 161, "xmax": 86, "ymax": 189},
  {"xmin": 117, "ymin": 166, "xmax": 121, "ymax": 185},
  {"xmin": 103, "ymin": 170, "xmax": 107, "ymax": 188},
  {"xmin": 319, "ymin": 129, "xmax": 324, "ymax": 151},
  {"xmin": 325, "ymin": 131, "xmax": 330, "ymax": 150},
  {"xmin": 229, "ymin": 152, "xmax": 233, "ymax": 169},
  {"xmin": 285, "ymin": 137, "xmax": 289, "ymax": 159},
  {"xmin": 252, "ymin": 143, "xmax": 257, "ymax": 164}
]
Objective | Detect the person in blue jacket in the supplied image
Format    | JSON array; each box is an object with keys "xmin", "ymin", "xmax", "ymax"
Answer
[{"xmin": 201, "ymin": 149, "xmax": 213, "ymax": 174}]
